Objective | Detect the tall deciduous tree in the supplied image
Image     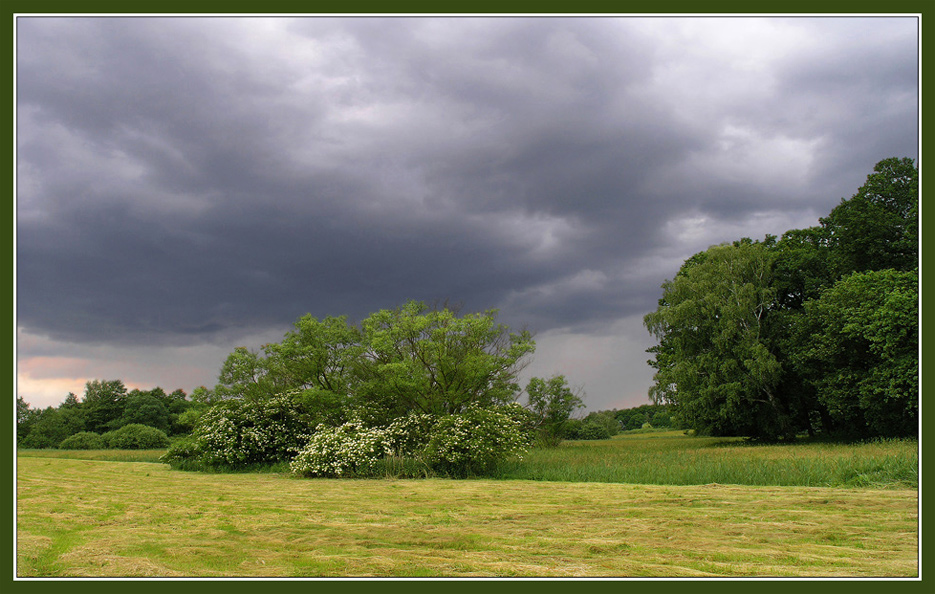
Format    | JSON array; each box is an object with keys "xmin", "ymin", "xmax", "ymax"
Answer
[
  {"xmin": 821, "ymin": 157, "xmax": 918, "ymax": 277},
  {"xmin": 206, "ymin": 301, "xmax": 536, "ymax": 427},
  {"xmin": 644, "ymin": 240, "xmax": 797, "ymax": 439},
  {"xmin": 357, "ymin": 301, "xmax": 535, "ymax": 423},
  {"xmin": 795, "ymin": 269, "xmax": 918, "ymax": 438},
  {"xmin": 82, "ymin": 379, "xmax": 128, "ymax": 433}
]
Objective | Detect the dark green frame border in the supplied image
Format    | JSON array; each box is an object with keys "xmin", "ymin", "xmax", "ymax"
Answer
[{"xmin": 2, "ymin": 3, "xmax": 929, "ymax": 592}]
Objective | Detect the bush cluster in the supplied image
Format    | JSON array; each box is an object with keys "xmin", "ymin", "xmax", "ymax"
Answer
[
  {"xmin": 289, "ymin": 420, "xmax": 389, "ymax": 477},
  {"xmin": 422, "ymin": 407, "xmax": 530, "ymax": 477},
  {"xmin": 162, "ymin": 394, "xmax": 312, "ymax": 469},
  {"xmin": 58, "ymin": 431, "xmax": 105, "ymax": 450},
  {"xmin": 56, "ymin": 426, "xmax": 170, "ymax": 450},
  {"xmin": 289, "ymin": 406, "xmax": 529, "ymax": 478},
  {"xmin": 101, "ymin": 424, "xmax": 170, "ymax": 449}
]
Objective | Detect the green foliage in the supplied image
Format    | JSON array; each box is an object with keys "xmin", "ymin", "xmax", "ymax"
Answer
[
  {"xmin": 611, "ymin": 404, "xmax": 674, "ymax": 430},
  {"xmin": 643, "ymin": 158, "xmax": 918, "ymax": 441},
  {"xmin": 20, "ymin": 407, "xmax": 70, "ymax": 449},
  {"xmin": 208, "ymin": 301, "xmax": 535, "ymax": 429},
  {"xmin": 174, "ymin": 408, "xmax": 204, "ymax": 434},
  {"xmin": 101, "ymin": 424, "xmax": 170, "ymax": 450},
  {"xmin": 356, "ymin": 301, "xmax": 535, "ymax": 424},
  {"xmin": 18, "ymin": 383, "xmax": 197, "ymax": 450},
  {"xmin": 289, "ymin": 406, "xmax": 529, "ymax": 479},
  {"xmin": 82, "ymin": 379, "xmax": 129, "ymax": 434},
  {"xmin": 796, "ymin": 269, "xmax": 918, "ymax": 438},
  {"xmin": 117, "ymin": 390, "xmax": 172, "ymax": 433},
  {"xmin": 645, "ymin": 240, "xmax": 793, "ymax": 439},
  {"xmin": 289, "ymin": 420, "xmax": 390, "ymax": 478},
  {"xmin": 58, "ymin": 431, "xmax": 105, "ymax": 450},
  {"xmin": 160, "ymin": 436, "xmax": 202, "ymax": 468},
  {"xmin": 421, "ymin": 406, "xmax": 530, "ymax": 477},
  {"xmin": 525, "ymin": 375, "xmax": 584, "ymax": 446},
  {"xmin": 576, "ymin": 421, "xmax": 612, "ymax": 440},
  {"xmin": 584, "ymin": 411, "xmax": 620, "ymax": 436},
  {"xmin": 176, "ymin": 393, "xmax": 314, "ymax": 468},
  {"xmin": 820, "ymin": 157, "xmax": 918, "ymax": 277}
]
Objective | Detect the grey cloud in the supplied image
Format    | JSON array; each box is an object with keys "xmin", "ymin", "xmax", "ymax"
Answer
[{"xmin": 16, "ymin": 16, "xmax": 918, "ymax": 351}]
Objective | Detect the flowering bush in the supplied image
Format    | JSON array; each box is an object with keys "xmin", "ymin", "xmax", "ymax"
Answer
[
  {"xmin": 289, "ymin": 420, "xmax": 389, "ymax": 477},
  {"xmin": 290, "ymin": 407, "xmax": 529, "ymax": 478},
  {"xmin": 422, "ymin": 406, "xmax": 530, "ymax": 477},
  {"xmin": 383, "ymin": 413, "xmax": 437, "ymax": 456},
  {"xmin": 167, "ymin": 394, "xmax": 312, "ymax": 469}
]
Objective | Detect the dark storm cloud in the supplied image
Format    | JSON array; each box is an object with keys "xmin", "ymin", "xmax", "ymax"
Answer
[{"xmin": 16, "ymin": 16, "xmax": 918, "ymax": 348}]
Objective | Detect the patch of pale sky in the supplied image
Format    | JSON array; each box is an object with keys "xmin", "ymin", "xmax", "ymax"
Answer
[
  {"xmin": 520, "ymin": 314, "xmax": 657, "ymax": 411},
  {"xmin": 16, "ymin": 327, "xmax": 289, "ymax": 408},
  {"xmin": 661, "ymin": 209, "xmax": 827, "ymax": 256},
  {"xmin": 690, "ymin": 124, "xmax": 824, "ymax": 190}
]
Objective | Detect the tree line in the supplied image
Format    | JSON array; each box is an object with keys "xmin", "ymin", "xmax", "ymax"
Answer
[
  {"xmin": 16, "ymin": 380, "xmax": 203, "ymax": 449},
  {"xmin": 19, "ymin": 302, "xmax": 592, "ymax": 476},
  {"xmin": 644, "ymin": 157, "xmax": 918, "ymax": 440}
]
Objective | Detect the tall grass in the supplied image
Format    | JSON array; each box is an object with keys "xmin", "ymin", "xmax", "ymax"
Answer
[
  {"xmin": 16, "ymin": 449, "xmax": 168, "ymax": 464},
  {"xmin": 17, "ymin": 432, "xmax": 919, "ymax": 489},
  {"xmin": 494, "ymin": 431, "xmax": 918, "ymax": 488}
]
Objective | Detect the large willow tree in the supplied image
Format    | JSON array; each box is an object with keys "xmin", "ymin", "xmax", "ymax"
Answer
[{"xmin": 644, "ymin": 240, "xmax": 799, "ymax": 439}]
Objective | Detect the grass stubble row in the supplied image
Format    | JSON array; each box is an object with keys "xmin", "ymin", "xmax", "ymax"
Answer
[{"xmin": 16, "ymin": 433, "xmax": 919, "ymax": 578}]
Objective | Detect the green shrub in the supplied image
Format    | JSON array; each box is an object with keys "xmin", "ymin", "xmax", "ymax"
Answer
[
  {"xmin": 290, "ymin": 406, "xmax": 530, "ymax": 479},
  {"xmin": 101, "ymin": 424, "xmax": 170, "ymax": 449},
  {"xmin": 562, "ymin": 418, "xmax": 584, "ymax": 439},
  {"xmin": 160, "ymin": 436, "xmax": 201, "ymax": 467},
  {"xmin": 422, "ymin": 406, "xmax": 530, "ymax": 477},
  {"xmin": 583, "ymin": 411, "xmax": 620, "ymax": 437},
  {"xmin": 176, "ymin": 394, "xmax": 314, "ymax": 469},
  {"xmin": 577, "ymin": 421, "xmax": 612, "ymax": 440},
  {"xmin": 383, "ymin": 413, "xmax": 437, "ymax": 456},
  {"xmin": 58, "ymin": 431, "xmax": 104, "ymax": 450},
  {"xmin": 290, "ymin": 420, "xmax": 389, "ymax": 477}
]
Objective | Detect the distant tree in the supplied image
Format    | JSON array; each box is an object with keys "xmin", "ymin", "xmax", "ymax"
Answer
[
  {"xmin": 582, "ymin": 411, "xmax": 620, "ymax": 436},
  {"xmin": 20, "ymin": 407, "xmax": 69, "ymax": 449},
  {"xmin": 117, "ymin": 389, "xmax": 171, "ymax": 433},
  {"xmin": 649, "ymin": 410, "xmax": 672, "ymax": 428},
  {"xmin": 17, "ymin": 396, "xmax": 37, "ymax": 445},
  {"xmin": 524, "ymin": 375, "xmax": 584, "ymax": 446},
  {"xmin": 82, "ymin": 379, "xmax": 129, "ymax": 434}
]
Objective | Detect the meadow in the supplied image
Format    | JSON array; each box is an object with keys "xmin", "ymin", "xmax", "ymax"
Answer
[
  {"xmin": 496, "ymin": 430, "xmax": 919, "ymax": 488},
  {"xmin": 16, "ymin": 432, "xmax": 919, "ymax": 577}
]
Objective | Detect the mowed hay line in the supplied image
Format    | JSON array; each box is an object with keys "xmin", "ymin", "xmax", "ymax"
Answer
[{"xmin": 16, "ymin": 456, "xmax": 918, "ymax": 577}]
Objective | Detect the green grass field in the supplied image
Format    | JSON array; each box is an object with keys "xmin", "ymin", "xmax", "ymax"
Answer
[
  {"xmin": 497, "ymin": 431, "xmax": 919, "ymax": 488},
  {"xmin": 16, "ymin": 432, "xmax": 919, "ymax": 577}
]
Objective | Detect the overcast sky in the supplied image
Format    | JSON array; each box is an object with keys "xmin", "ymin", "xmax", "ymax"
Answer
[{"xmin": 15, "ymin": 16, "xmax": 919, "ymax": 412}]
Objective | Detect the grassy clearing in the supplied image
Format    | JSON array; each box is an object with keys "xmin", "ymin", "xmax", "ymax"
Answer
[
  {"xmin": 17, "ymin": 449, "xmax": 168, "ymax": 463},
  {"xmin": 16, "ymin": 455, "xmax": 917, "ymax": 577},
  {"xmin": 496, "ymin": 431, "xmax": 918, "ymax": 488}
]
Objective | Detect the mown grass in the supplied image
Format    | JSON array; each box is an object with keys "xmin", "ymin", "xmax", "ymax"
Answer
[
  {"xmin": 495, "ymin": 431, "xmax": 918, "ymax": 489},
  {"xmin": 16, "ymin": 455, "xmax": 918, "ymax": 577}
]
